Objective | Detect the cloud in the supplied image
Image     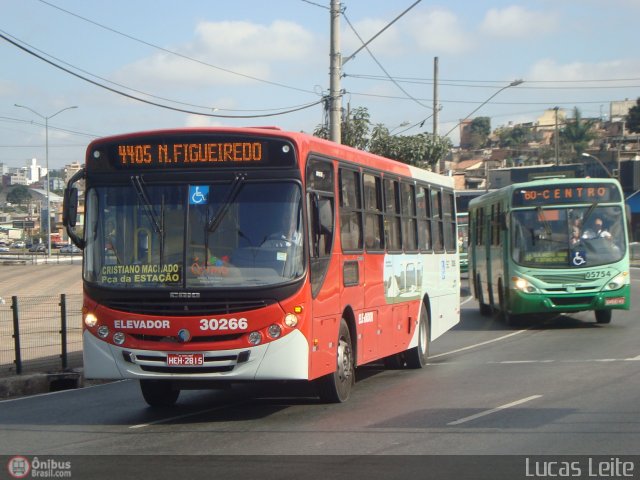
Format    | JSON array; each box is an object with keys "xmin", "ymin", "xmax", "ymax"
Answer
[
  {"xmin": 114, "ymin": 20, "xmax": 315, "ymax": 89},
  {"xmin": 480, "ymin": 6, "xmax": 558, "ymax": 38},
  {"xmin": 528, "ymin": 58, "xmax": 640, "ymax": 83},
  {"xmin": 405, "ymin": 9, "xmax": 471, "ymax": 54}
]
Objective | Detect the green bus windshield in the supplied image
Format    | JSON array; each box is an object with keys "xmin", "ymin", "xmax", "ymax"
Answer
[{"xmin": 511, "ymin": 205, "xmax": 626, "ymax": 268}]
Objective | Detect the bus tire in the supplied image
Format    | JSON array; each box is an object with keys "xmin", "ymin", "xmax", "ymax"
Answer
[
  {"xmin": 405, "ymin": 306, "xmax": 430, "ymax": 369},
  {"xmin": 140, "ymin": 380, "xmax": 180, "ymax": 407},
  {"xmin": 476, "ymin": 275, "xmax": 492, "ymax": 316},
  {"xmin": 498, "ymin": 280, "xmax": 518, "ymax": 326},
  {"xmin": 316, "ymin": 319, "xmax": 354, "ymax": 403},
  {"xmin": 595, "ymin": 309, "xmax": 612, "ymax": 324}
]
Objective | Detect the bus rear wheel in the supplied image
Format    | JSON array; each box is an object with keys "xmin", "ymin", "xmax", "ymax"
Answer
[
  {"xmin": 595, "ymin": 309, "xmax": 612, "ymax": 324},
  {"xmin": 316, "ymin": 319, "xmax": 354, "ymax": 403},
  {"xmin": 140, "ymin": 380, "xmax": 180, "ymax": 407},
  {"xmin": 405, "ymin": 306, "xmax": 430, "ymax": 369}
]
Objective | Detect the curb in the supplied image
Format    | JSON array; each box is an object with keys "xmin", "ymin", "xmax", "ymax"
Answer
[{"xmin": 0, "ymin": 369, "xmax": 85, "ymax": 400}]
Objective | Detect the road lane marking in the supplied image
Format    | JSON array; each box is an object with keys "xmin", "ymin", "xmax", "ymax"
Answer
[
  {"xmin": 429, "ymin": 330, "xmax": 527, "ymax": 359},
  {"xmin": 460, "ymin": 295, "xmax": 474, "ymax": 306},
  {"xmin": 130, "ymin": 406, "xmax": 228, "ymax": 429},
  {"xmin": 447, "ymin": 394, "xmax": 543, "ymax": 426}
]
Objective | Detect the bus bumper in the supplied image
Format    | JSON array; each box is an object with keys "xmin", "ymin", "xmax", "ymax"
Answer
[
  {"xmin": 82, "ymin": 329, "xmax": 310, "ymax": 381},
  {"xmin": 508, "ymin": 285, "xmax": 631, "ymax": 315}
]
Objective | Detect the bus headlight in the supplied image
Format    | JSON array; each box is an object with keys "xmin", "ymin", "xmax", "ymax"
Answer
[
  {"xmin": 113, "ymin": 332, "xmax": 126, "ymax": 345},
  {"xmin": 605, "ymin": 272, "xmax": 627, "ymax": 291},
  {"xmin": 97, "ymin": 325, "xmax": 109, "ymax": 338},
  {"xmin": 267, "ymin": 324, "xmax": 282, "ymax": 339},
  {"xmin": 84, "ymin": 313, "xmax": 98, "ymax": 328},
  {"xmin": 248, "ymin": 331, "xmax": 263, "ymax": 345},
  {"xmin": 284, "ymin": 313, "xmax": 298, "ymax": 327},
  {"xmin": 512, "ymin": 276, "xmax": 538, "ymax": 293}
]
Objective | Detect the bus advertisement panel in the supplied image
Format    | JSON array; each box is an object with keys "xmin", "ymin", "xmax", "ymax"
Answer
[
  {"xmin": 64, "ymin": 127, "xmax": 460, "ymax": 407},
  {"xmin": 469, "ymin": 178, "xmax": 630, "ymax": 325}
]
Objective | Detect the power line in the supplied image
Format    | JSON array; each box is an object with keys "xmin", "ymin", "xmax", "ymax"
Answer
[
  {"xmin": 344, "ymin": 74, "xmax": 640, "ymax": 90},
  {"xmin": 342, "ymin": 12, "xmax": 431, "ymax": 111},
  {"xmin": 0, "ymin": 31, "xmax": 324, "ymax": 119},
  {"xmin": 36, "ymin": 0, "xmax": 317, "ymax": 96}
]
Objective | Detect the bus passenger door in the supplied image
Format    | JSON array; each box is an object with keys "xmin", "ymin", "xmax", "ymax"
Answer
[{"xmin": 306, "ymin": 158, "xmax": 341, "ymax": 379}]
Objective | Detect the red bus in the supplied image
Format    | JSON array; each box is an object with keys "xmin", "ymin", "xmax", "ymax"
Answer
[{"xmin": 63, "ymin": 127, "xmax": 460, "ymax": 407}]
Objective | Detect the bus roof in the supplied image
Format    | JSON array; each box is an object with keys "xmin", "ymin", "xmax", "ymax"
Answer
[
  {"xmin": 468, "ymin": 177, "xmax": 623, "ymax": 209},
  {"xmin": 85, "ymin": 126, "xmax": 454, "ymax": 188}
]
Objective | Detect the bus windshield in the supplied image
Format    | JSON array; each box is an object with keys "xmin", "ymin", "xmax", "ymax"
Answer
[
  {"xmin": 511, "ymin": 205, "xmax": 626, "ymax": 268},
  {"xmin": 84, "ymin": 180, "xmax": 304, "ymax": 289}
]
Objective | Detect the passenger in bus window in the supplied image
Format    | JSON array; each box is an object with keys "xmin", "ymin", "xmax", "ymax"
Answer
[
  {"xmin": 594, "ymin": 218, "xmax": 612, "ymax": 239},
  {"xmin": 570, "ymin": 226, "xmax": 582, "ymax": 247},
  {"xmin": 582, "ymin": 217, "xmax": 612, "ymax": 240}
]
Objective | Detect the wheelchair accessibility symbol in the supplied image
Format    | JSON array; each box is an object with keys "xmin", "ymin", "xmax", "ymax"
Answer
[
  {"xmin": 189, "ymin": 185, "xmax": 209, "ymax": 205},
  {"xmin": 571, "ymin": 250, "xmax": 586, "ymax": 266}
]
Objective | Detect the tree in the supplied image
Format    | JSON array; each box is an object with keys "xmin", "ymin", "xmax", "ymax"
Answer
[
  {"xmin": 315, "ymin": 106, "xmax": 451, "ymax": 169},
  {"xmin": 627, "ymin": 98, "xmax": 640, "ymax": 133},
  {"xmin": 468, "ymin": 117, "xmax": 491, "ymax": 149},
  {"xmin": 560, "ymin": 107, "xmax": 596, "ymax": 157},
  {"xmin": 313, "ymin": 105, "xmax": 372, "ymax": 150},
  {"xmin": 6, "ymin": 185, "xmax": 32, "ymax": 207},
  {"xmin": 497, "ymin": 125, "xmax": 530, "ymax": 148}
]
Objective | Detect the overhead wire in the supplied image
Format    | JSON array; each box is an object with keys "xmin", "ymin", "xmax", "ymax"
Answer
[
  {"xmin": 0, "ymin": 30, "xmax": 323, "ymax": 119},
  {"xmin": 36, "ymin": 0, "xmax": 317, "ymax": 96}
]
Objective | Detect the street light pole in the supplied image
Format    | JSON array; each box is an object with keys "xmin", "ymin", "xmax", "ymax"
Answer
[
  {"xmin": 443, "ymin": 79, "xmax": 524, "ymax": 140},
  {"xmin": 14, "ymin": 104, "xmax": 78, "ymax": 256},
  {"xmin": 581, "ymin": 152, "xmax": 615, "ymax": 179}
]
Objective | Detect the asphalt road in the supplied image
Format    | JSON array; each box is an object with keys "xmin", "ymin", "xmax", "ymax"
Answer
[
  {"xmin": 1, "ymin": 269, "xmax": 639, "ymax": 479},
  {"xmin": 1, "ymin": 270, "xmax": 639, "ymax": 456}
]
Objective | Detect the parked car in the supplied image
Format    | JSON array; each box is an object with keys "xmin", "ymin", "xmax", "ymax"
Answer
[
  {"xmin": 11, "ymin": 241, "xmax": 26, "ymax": 249},
  {"xmin": 29, "ymin": 244, "xmax": 47, "ymax": 253},
  {"xmin": 0, "ymin": 246, "xmax": 9, "ymax": 252},
  {"xmin": 59, "ymin": 244, "xmax": 81, "ymax": 254}
]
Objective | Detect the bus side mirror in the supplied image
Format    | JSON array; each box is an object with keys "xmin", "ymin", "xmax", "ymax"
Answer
[
  {"xmin": 62, "ymin": 168, "xmax": 86, "ymax": 249},
  {"xmin": 63, "ymin": 188, "xmax": 78, "ymax": 228}
]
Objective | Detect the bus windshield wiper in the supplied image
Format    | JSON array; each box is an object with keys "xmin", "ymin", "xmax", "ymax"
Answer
[
  {"xmin": 131, "ymin": 176, "xmax": 162, "ymax": 235},
  {"xmin": 206, "ymin": 174, "xmax": 246, "ymax": 235},
  {"xmin": 582, "ymin": 202, "xmax": 599, "ymax": 227},
  {"xmin": 535, "ymin": 206, "xmax": 552, "ymax": 236},
  {"xmin": 204, "ymin": 174, "xmax": 246, "ymax": 264}
]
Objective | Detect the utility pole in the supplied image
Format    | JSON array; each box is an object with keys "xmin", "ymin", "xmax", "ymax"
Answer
[
  {"xmin": 434, "ymin": 57, "xmax": 442, "ymax": 173},
  {"xmin": 433, "ymin": 57, "xmax": 439, "ymax": 136},
  {"xmin": 329, "ymin": 0, "xmax": 342, "ymax": 143},
  {"xmin": 554, "ymin": 106, "xmax": 560, "ymax": 166}
]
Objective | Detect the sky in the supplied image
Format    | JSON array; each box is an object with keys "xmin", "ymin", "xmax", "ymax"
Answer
[{"xmin": 1, "ymin": 0, "xmax": 640, "ymax": 170}]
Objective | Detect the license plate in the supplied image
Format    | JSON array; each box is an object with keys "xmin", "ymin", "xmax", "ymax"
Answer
[
  {"xmin": 166, "ymin": 353, "xmax": 205, "ymax": 366},
  {"xmin": 605, "ymin": 297, "xmax": 625, "ymax": 306}
]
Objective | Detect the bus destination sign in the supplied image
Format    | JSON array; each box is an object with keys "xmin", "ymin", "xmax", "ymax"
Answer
[
  {"xmin": 512, "ymin": 183, "xmax": 621, "ymax": 207},
  {"xmin": 90, "ymin": 134, "xmax": 297, "ymax": 171},
  {"xmin": 117, "ymin": 141, "xmax": 265, "ymax": 166}
]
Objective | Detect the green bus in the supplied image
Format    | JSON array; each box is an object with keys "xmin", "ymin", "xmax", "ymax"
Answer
[
  {"xmin": 457, "ymin": 212, "xmax": 469, "ymax": 274},
  {"xmin": 468, "ymin": 178, "xmax": 631, "ymax": 324}
]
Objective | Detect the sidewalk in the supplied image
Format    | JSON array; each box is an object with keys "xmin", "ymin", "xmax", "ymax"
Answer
[{"xmin": 0, "ymin": 263, "xmax": 84, "ymax": 399}]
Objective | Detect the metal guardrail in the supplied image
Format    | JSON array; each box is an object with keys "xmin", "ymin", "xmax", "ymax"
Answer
[
  {"xmin": 0, "ymin": 252, "xmax": 82, "ymax": 265},
  {"xmin": 0, "ymin": 294, "xmax": 83, "ymax": 377}
]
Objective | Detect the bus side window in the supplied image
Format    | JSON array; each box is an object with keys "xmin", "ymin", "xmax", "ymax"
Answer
[
  {"xmin": 307, "ymin": 157, "xmax": 335, "ymax": 298},
  {"xmin": 339, "ymin": 168, "xmax": 363, "ymax": 252},
  {"xmin": 363, "ymin": 173, "xmax": 383, "ymax": 250}
]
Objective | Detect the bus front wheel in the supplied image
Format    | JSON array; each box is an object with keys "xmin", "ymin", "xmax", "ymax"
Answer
[
  {"xmin": 316, "ymin": 319, "xmax": 354, "ymax": 403},
  {"xmin": 140, "ymin": 380, "xmax": 180, "ymax": 407},
  {"xmin": 595, "ymin": 309, "xmax": 612, "ymax": 324}
]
